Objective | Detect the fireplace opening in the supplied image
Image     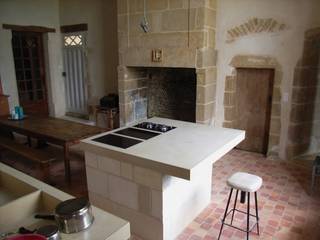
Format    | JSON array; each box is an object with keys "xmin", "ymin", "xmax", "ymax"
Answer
[
  {"xmin": 119, "ymin": 66, "xmax": 198, "ymax": 126},
  {"xmin": 146, "ymin": 67, "xmax": 196, "ymax": 122}
]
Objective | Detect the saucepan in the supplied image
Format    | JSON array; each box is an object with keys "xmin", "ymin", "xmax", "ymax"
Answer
[
  {"xmin": 35, "ymin": 197, "xmax": 94, "ymax": 234},
  {"xmin": 6, "ymin": 234, "xmax": 46, "ymax": 240},
  {"xmin": 0, "ymin": 225, "xmax": 60, "ymax": 240}
]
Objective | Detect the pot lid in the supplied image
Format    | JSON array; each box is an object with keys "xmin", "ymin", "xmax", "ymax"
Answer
[
  {"xmin": 55, "ymin": 197, "xmax": 90, "ymax": 216},
  {"xmin": 37, "ymin": 225, "xmax": 59, "ymax": 237}
]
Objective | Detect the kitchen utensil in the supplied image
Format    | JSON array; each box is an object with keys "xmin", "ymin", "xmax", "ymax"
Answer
[
  {"xmin": 140, "ymin": 0, "xmax": 149, "ymax": 33},
  {"xmin": 6, "ymin": 234, "xmax": 46, "ymax": 240},
  {"xmin": 0, "ymin": 227, "xmax": 36, "ymax": 239},
  {"xmin": 36, "ymin": 225, "xmax": 60, "ymax": 240},
  {"xmin": 34, "ymin": 197, "xmax": 94, "ymax": 234}
]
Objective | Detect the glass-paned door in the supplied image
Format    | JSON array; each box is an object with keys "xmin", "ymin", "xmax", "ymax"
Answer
[
  {"xmin": 12, "ymin": 31, "xmax": 48, "ymax": 115},
  {"xmin": 62, "ymin": 32, "xmax": 88, "ymax": 117}
]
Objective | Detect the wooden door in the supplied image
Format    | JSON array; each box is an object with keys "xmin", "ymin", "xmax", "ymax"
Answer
[
  {"xmin": 235, "ymin": 68, "xmax": 274, "ymax": 154},
  {"xmin": 11, "ymin": 31, "xmax": 48, "ymax": 115},
  {"xmin": 0, "ymin": 76, "xmax": 10, "ymax": 116}
]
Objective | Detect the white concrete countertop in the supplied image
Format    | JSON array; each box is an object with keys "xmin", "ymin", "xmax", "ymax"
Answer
[
  {"xmin": 81, "ymin": 117, "xmax": 245, "ymax": 180},
  {"xmin": 0, "ymin": 163, "xmax": 130, "ymax": 240}
]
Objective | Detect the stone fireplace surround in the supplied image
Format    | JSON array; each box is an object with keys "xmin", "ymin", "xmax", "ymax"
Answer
[
  {"xmin": 118, "ymin": 66, "xmax": 216, "ymax": 126},
  {"xmin": 117, "ymin": 0, "xmax": 217, "ymax": 126},
  {"xmin": 118, "ymin": 67, "xmax": 197, "ymax": 125}
]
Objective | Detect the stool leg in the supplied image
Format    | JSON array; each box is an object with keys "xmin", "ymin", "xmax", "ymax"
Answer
[
  {"xmin": 254, "ymin": 192, "xmax": 260, "ymax": 235},
  {"xmin": 218, "ymin": 188, "xmax": 234, "ymax": 240},
  {"xmin": 230, "ymin": 189, "xmax": 239, "ymax": 225},
  {"xmin": 247, "ymin": 192, "xmax": 250, "ymax": 240}
]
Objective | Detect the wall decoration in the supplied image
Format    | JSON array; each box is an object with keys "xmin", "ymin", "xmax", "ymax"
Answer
[{"xmin": 226, "ymin": 18, "xmax": 287, "ymax": 43}]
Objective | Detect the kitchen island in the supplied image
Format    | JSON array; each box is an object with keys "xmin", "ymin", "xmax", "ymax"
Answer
[{"xmin": 80, "ymin": 118, "xmax": 245, "ymax": 240}]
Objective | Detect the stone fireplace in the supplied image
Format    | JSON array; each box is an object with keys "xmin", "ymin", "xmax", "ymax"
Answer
[{"xmin": 117, "ymin": 0, "xmax": 217, "ymax": 126}]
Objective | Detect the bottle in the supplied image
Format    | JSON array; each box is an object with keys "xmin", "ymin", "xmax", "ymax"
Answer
[
  {"xmin": 19, "ymin": 106, "xmax": 24, "ymax": 119},
  {"xmin": 11, "ymin": 110, "xmax": 16, "ymax": 119},
  {"xmin": 14, "ymin": 106, "xmax": 20, "ymax": 119}
]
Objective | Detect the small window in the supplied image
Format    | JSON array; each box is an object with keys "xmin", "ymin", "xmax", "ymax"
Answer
[{"xmin": 64, "ymin": 34, "xmax": 83, "ymax": 46}]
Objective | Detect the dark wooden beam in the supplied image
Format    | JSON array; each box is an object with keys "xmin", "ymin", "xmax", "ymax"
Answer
[
  {"xmin": 2, "ymin": 24, "xmax": 56, "ymax": 33},
  {"xmin": 60, "ymin": 23, "xmax": 88, "ymax": 33}
]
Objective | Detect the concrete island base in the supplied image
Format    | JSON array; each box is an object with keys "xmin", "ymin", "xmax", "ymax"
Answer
[{"xmin": 84, "ymin": 151, "xmax": 212, "ymax": 240}]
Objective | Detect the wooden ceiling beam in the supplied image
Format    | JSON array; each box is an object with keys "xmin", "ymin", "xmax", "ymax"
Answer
[{"xmin": 3, "ymin": 24, "xmax": 56, "ymax": 33}]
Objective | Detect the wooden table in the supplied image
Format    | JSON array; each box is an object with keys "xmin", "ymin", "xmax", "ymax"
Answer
[{"xmin": 0, "ymin": 116, "xmax": 105, "ymax": 181}]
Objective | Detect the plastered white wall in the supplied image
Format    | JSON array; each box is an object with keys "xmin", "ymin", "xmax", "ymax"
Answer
[
  {"xmin": 59, "ymin": 0, "xmax": 119, "ymax": 106},
  {"xmin": 215, "ymin": 0, "xmax": 320, "ymax": 159},
  {"xmin": 0, "ymin": 0, "xmax": 66, "ymax": 116}
]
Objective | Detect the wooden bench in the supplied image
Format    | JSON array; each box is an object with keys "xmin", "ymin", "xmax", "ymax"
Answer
[{"xmin": 0, "ymin": 136, "xmax": 55, "ymax": 182}]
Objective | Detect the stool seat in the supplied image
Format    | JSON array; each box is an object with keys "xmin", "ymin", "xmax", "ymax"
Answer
[{"xmin": 227, "ymin": 172, "xmax": 262, "ymax": 192}]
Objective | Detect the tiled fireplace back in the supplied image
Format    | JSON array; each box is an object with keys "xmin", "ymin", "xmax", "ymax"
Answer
[
  {"xmin": 117, "ymin": 0, "xmax": 217, "ymax": 126},
  {"xmin": 147, "ymin": 68, "xmax": 196, "ymax": 122}
]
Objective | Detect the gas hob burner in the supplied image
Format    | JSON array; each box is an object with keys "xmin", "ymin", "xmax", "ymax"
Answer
[{"xmin": 134, "ymin": 122, "xmax": 176, "ymax": 133}]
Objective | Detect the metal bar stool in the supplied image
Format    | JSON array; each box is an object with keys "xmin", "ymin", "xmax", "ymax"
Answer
[
  {"xmin": 311, "ymin": 155, "xmax": 320, "ymax": 193},
  {"xmin": 218, "ymin": 172, "xmax": 263, "ymax": 240}
]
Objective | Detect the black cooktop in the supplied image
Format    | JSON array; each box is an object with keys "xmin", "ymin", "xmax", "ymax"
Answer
[
  {"xmin": 92, "ymin": 122, "xmax": 177, "ymax": 149},
  {"xmin": 134, "ymin": 122, "xmax": 176, "ymax": 133},
  {"xmin": 114, "ymin": 128, "xmax": 160, "ymax": 140},
  {"xmin": 92, "ymin": 134, "xmax": 142, "ymax": 149}
]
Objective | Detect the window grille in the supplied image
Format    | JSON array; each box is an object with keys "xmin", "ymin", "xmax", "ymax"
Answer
[{"xmin": 64, "ymin": 34, "xmax": 83, "ymax": 46}]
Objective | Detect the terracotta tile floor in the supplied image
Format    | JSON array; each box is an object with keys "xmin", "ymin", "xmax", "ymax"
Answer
[
  {"xmin": 175, "ymin": 150, "xmax": 320, "ymax": 240},
  {"xmin": 1, "ymin": 141, "xmax": 320, "ymax": 240}
]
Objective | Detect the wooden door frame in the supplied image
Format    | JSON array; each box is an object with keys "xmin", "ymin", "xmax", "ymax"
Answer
[
  {"xmin": 262, "ymin": 69, "xmax": 275, "ymax": 154},
  {"xmin": 3, "ymin": 24, "xmax": 55, "ymax": 33}
]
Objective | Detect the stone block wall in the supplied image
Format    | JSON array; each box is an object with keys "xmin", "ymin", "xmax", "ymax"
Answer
[
  {"xmin": 117, "ymin": 0, "xmax": 216, "ymax": 67},
  {"xmin": 118, "ymin": 66, "xmax": 148, "ymax": 126},
  {"xmin": 117, "ymin": 0, "xmax": 217, "ymax": 126},
  {"xmin": 287, "ymin": 28, "xmax": 320, "ymax": 159}
]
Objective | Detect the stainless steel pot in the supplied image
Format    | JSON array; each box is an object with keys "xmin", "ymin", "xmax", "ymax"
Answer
[
  {"xmin": 54, "ymin": 197, "xmax": 94, "ymax": 233},
  {"xmin": 35, "ymin": 198, "xmax": 94, "ymax": 234},
  {"xmin": 36, "ymin": 225, "xmax": 60, "ymax": 240}
]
